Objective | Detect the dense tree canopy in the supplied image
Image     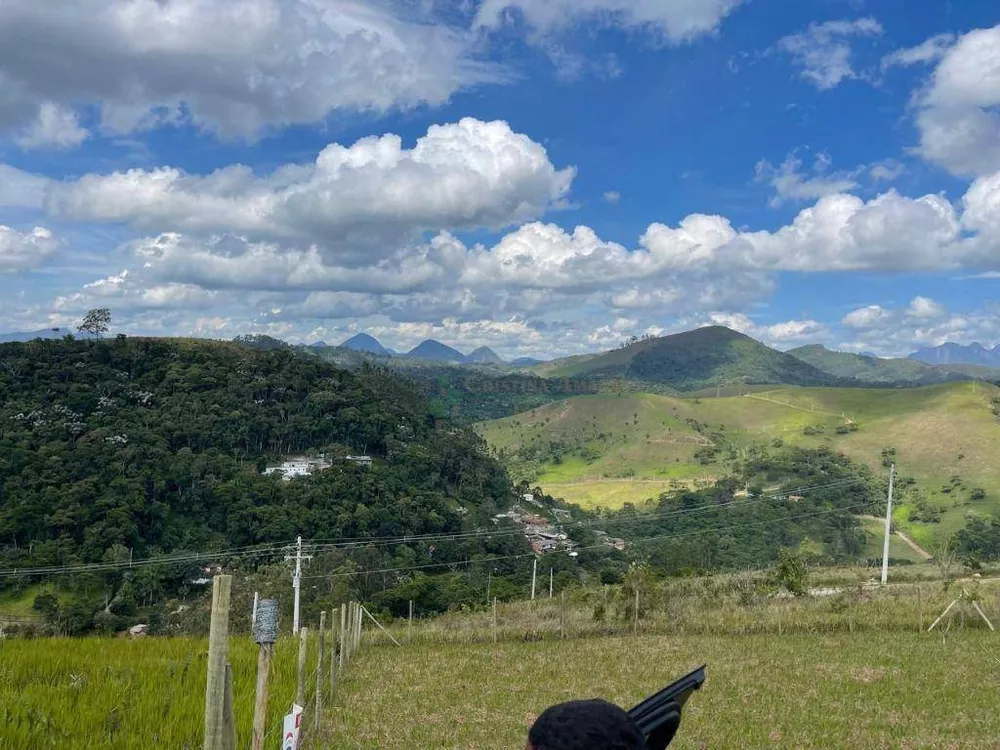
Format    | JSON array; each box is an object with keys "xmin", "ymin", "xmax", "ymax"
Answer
[{"xmin": 0, "ymin": 338, "xmax": 529, "ymax": 628}]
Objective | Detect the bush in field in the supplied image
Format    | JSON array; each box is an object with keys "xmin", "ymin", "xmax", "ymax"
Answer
[{"xmin": 771, "ymin": 547, "xmax": 808, "ymax": 596}]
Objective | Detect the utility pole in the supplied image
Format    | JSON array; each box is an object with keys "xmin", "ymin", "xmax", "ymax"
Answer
[
  {"xmin": 881, "ymin": 463, "xmax": 895, "ymax": 585},
  {"xmin": 285, "ymin": 536, "xmax": 312, "ymax": 634},
  {"xmin": 531, "ymin": 558, "xmax": 537, "ymax": 600}
]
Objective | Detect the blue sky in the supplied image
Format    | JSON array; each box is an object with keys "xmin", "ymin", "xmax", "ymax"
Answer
[{"xmin": 1, "ymin": 0, "xmax": 999, "ymax": 359}]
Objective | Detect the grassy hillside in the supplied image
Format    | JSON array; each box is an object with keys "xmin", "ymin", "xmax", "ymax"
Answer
[
  {"xmin": 478, "ymin": 382, "xmax": 1000, "ymax": 545},
  {"xmin": 538, "ymin": 326, "xmax": 837, "ymax": 390},
  {"xmin": 788, "ymin": 345, "xmax": 1000, "ymax": 386}
]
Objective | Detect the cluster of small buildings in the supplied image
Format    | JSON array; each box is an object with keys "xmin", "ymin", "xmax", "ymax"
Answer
[
  {"xmin": 493, "ymin": 499, "xmax": 627, "ymax": 556},
  {"xmin": 262, "ymin": 453, "xmax": 373, "ymax": 481}
]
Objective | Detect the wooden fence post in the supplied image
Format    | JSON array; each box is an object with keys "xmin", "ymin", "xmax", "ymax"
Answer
[
  {"xmin": 329, "ymin": 607, "xmax": 338, "ymax": 695},
  {"xmin": 355, "ymin": 602, "xmax": 362, "ymax": 651},
  {"xmin": 315, "ymin": 611, "xmax": 326, "ymax": 731},
  {"xmin": 633, "ymin": 588, "xmax": 639, "ymax": 636},
  {"xmin": 339, "ymin": 604, "xmax": 347, "ymax": 670},
  {"xmin": 345, "ymin": 602, "xmax": 354, "ymax": 663},
  {"xmin": 408, "ymin": 599, "xmax": 413, "ymax": 644},
  {"xmin": 297, "ymin": 626, "xmax": 309, "ymax": 708},
  {"xmin": 251, "ymin": 644, "xmax": 272, "ymax": 750},
  {"xmin": 203, "ymin": 574, "xmax": 232, "ymax": 750},
  {"xmin": 492, "ymin": 597, "xmax": 498, "ymax": 644},
  {"xmin": 251, "ymin": 599, "xmax": 277, "ymax": 750},
  {"xmin": 221, "ymin": 663, "xmax": 236, "ymax": 750}
]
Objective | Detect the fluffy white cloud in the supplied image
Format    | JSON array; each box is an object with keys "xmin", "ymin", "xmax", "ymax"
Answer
[
  {"xmin": 778, "ymin": 17, "xmax": 882, "ymax": 90},
  {"xmin": 642, "ymin": 189, "xmax": 975, "ymax": 273},
  {"xmin": 842, "ymin": 305, "xmax": 889, "ymax": 330},
  {"xmin": 881, "ymin": 33, "xmax": 956, "ymax": 70},
  {"xmin": 603, "ymin": 191, "xmax": 622, "ymax": 204},
  {"xmin": 474, "ymin": 0, "xmax": 742, "ymax": 43},
  {"xmin": 906, "ymin": 296, "xmax": 946, "ymax": 320},
  {"xmin": 839, "ymin": 298, "xmax": 1000, "ymax": 355},
  {"xmin": 0, "ymin": 225, "xmax": 59, "ymax": 272},
  {"xmin": 914, "ymin": 25, "xmax": 1000, "ymax": 177},
  {"xmin": 15, "ymin": 103, "xmax": 88, "ymax": 150},
  {"xmin": 47, "ymin": 119, "xmax": 574, "ymax": 259},
  {"xmin": 706, "ymin": 313, "xmax": 827, "ymax": 346},
  {"xmin": 755, "ymin": 151, "xmax": 859, "ymax": 206},
  {"xmin": 0, "ymin": 0, "xmax": 502, "ymax": 141}
]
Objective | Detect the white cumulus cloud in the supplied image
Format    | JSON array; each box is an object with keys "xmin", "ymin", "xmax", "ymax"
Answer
[
  {"xmin": 0, "ymin": 0, "xmax": 502, "ymax": 141},
  {"xmin": 778, "ymin": 17, "xmax": 883, "ymax": 90},
  {"xmin": 914, "ymin": 25, "xmax": 1000, "ymax": 177},
  {"xmin": 755, "ymin": 151, "xmax": 859, "ymax": 206},
  {"xmin": 15, "ymin": 103, "xmax": 89, "ymax": 150},
  {"xmin": 0, "ymin": 225, "xmax": 59, "ymax": 272},
  {"xmin": 46, "ymin": 118, "xmax": 575, "ymax": 259}
]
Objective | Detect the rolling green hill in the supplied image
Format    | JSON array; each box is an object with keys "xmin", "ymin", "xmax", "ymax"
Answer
[
  {"xmin": 478, "ymin": 382, "xmax": 1000, "ymax": 547},
  {"xmin": 788, "ymin": 344, "xmax": 1000, "ymax": 386},
  {"xmin": 536, "ymin": 326, "xmax": 838, "ymax": 390}
]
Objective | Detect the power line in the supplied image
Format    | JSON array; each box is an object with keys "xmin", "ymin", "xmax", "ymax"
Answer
[
  {"xmin": 0, "ymin": 475, "xmax": 874, "ymax": 579},
  {"xmin": 299, "ymin": 499, "xmax": 881, "ymax": 582}
]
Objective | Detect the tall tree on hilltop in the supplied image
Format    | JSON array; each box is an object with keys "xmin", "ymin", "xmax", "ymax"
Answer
[{"xmin": 78, "ymin": 308, "xmax": 112, "ymax": 339}]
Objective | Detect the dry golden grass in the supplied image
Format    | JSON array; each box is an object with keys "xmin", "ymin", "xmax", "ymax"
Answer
[{"xmin": 324, "ymin": 631, "xmax": 1000, "ymax": 749}]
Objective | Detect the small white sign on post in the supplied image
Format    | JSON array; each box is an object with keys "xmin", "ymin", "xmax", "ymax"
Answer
[{"xmin": 281, "ymin": 704, "xmax": 304, "ymax": 750}]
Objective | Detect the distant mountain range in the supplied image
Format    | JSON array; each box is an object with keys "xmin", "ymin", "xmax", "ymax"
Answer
[
  {"xmin": 338, "ymin": 334, "xmax": 511, "ymax": 365},
  {"xmin": 910, "ymin": 342, "xmax": 1000, "ymax": 368},
  {"xmin": 788, "ymin": 344, "xmax": 998, "ymax": 386},
  {"xmin": 240, "ymin": 328, "xmax": 1000, "ymax": 390},
  {"xmin": 0, "ymin": 328, "xmax": 68, "ymax": 343}
]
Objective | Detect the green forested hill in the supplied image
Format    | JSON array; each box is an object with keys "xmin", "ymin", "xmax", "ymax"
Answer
[
  {"xmin": 538, "ymin": 326, "xmax": 839, "ymax": 390},
  {"xmin": 0, "ymin": 338, "xmax": 527, "ymax": 627}
]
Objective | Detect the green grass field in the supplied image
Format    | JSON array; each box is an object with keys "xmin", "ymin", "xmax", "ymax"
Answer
[
  {"xmin": 477, "ymin": 382, "xmax": 1000, "ymax": 544},
  {"xmin": 0, "ymin": 636, "xmax": 307, "ymax": 749},
  {"xmin": 325, "ymin": 632, "xmax": 1000, "ymax": 749}
]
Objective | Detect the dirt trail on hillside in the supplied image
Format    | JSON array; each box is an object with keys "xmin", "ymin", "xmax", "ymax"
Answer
[{"xmin": 857, "ymin": 515, "xmax": 933, "ymax": 560}]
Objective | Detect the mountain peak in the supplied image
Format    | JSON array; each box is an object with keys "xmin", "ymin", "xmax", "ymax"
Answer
[
  {"xmin": 407, "ymin": 339, "xmax": 467, "ymax": 363},
  {"xmin": 341, "ymin": 333, "xmax": 392, "ymax": 357},
  {"xmin": 466, "ymin": 346, "xmax": 504, "ymax": 364}
]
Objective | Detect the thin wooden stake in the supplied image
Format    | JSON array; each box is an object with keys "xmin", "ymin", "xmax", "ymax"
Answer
[
  {"xmin": 203, "ymin": 575, "xmax": 232, "ymax": 750},
  {"xmin": 408, "ymin": 600, "xmax": 413, "ymax": 644},
  {"xmin": 973, "ymin": 601, "xmax": 995, "ymax": 631},
  {"xmin": 917, "ymin": 585, "xmax": 923, "ymax": 632},
  {"xmin": 297, "ymin": 626, "xmax": 309, "ymax": 707},
  {"xmin": 361, "ymin": 605, "xmax": 402, "ymax": 646},
  {"xmin": 560, "ymin": 591, "xmax": 565, "ymax": 640},
  {"xmin": 928, "ymin": 599, "xmax": 959, "ymax": 632},
  {"xmin": 633, "ymin": 588, "xmax": 639, "ymax": 635},
  {"xmin": 315, "ymin": 611, "xmax": 326, "ymax": 731},
  {"xmin": 492, "ymin": 597, "xmax": 498, "ymax": 644},
  {"xmin": 221, "ymin": 663, "xmax": 236, "ymax": 750},
  {"xmin": 251, "ymin": 643, "xmax": 272, "ymax": 750}
]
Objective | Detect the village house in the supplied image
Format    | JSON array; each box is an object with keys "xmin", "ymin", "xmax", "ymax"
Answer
[{"xmin": 262, "ymin": 454, "xmax": 332, "ymax": 481}]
